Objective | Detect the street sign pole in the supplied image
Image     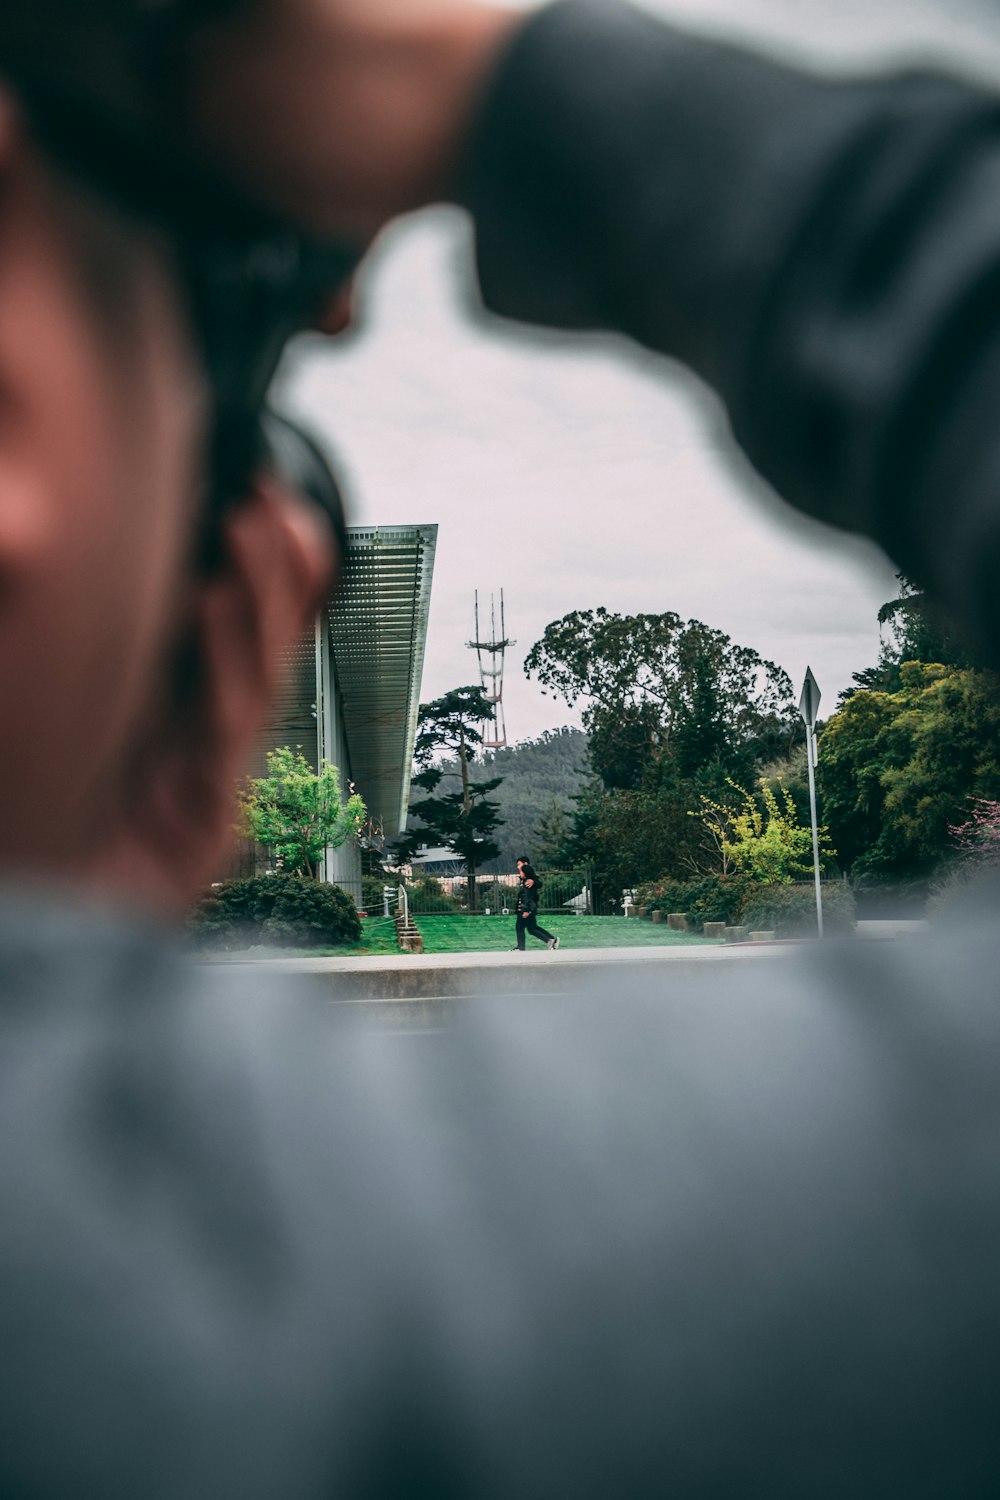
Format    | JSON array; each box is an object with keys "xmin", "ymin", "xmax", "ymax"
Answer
[{"xmin": 799, "ymin": 668, "xmax": 824, "ymax": 939}]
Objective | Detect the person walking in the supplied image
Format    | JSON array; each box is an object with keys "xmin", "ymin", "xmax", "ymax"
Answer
[{"xmin": 515, "ymin": 856, "xmax": 559, "ymax": 951}]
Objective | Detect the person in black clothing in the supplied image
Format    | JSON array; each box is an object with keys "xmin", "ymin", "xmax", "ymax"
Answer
[{"xmin": 514, "ymin": 855, "xmax": 559, "ymax": 951}]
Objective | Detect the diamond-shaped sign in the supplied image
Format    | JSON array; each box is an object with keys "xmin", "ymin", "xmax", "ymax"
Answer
[{"xmin": 798, "ymin": 667, "xmax": 821, "ymax": 728}]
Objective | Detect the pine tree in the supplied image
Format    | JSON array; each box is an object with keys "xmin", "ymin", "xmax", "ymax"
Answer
[{"xmin": 396, "ymin": 687, "xmax": 503, "ymax": 911}]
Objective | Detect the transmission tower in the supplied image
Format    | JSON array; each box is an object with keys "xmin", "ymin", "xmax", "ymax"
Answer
[{"xmin": 467, "ymin": 590, "xmax": 515, "ymax": 751}]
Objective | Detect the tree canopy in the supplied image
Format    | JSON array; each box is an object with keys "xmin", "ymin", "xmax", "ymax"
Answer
[
  {"xmin": 846, "ymin": 573, "xmax": 976, "ymax": 697},
  {"xmin": 241, "ymin": 748, "xmax": 366, "ymax": 880},
  {"xmin": 525, "ymin": 609, "xmax": 798, "ymax": 790},
  {"xmin": 819, "ymin": 662, "xmax": 1000, "ymax": 878}
]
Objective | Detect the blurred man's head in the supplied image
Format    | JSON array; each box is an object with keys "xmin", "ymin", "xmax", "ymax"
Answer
[{"xmin": 0, "ymin": 0, "xmax": 343, "ymax": 910}]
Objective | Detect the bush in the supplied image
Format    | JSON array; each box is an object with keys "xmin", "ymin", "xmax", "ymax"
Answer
[
  {"xmin": 408, "ymin": 876, "xmax": 463, "ymax": 914},
  {"xmin": 740, "ymin": 881, "xmax": 857, "ymax": 937},
  {"xmin": 262, "ymin": 879, "xmax": 362, "ymax": 948},
  {"xmin": 849, "ymin": 873, "xmax": 930, "ymax": 919},
  {"xmin": 634, "ymin": 874, "xmax": 750, "ymax": 932},
  {"xmin": 189, "ymin": 875, "xmax": 361, "ymax": 950},
  {"xmin": 925, "ymin": 860, "xmax": 995, "ymax": 919}
]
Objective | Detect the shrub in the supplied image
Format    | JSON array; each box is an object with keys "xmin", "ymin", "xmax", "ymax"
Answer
[
  {"xmin": 262, "ymin": 879, "xmax": 362, "ymax": 948},
  {"xmin": 697, "ymin": 779, "xmax": 834, "ymax": 884},
  {"xmin": 847, "ymin": 873, "xmax": 930, "ymax": 919},
  {"xmin": 408, "ymin": 876, "xmax": 463, "ymax": 914},
  {"xmin": 635, "ymin": 874, "xmax": 750, "ymax": 932},
  {"xmin": 189, "ymin": 875, "xmax": 361, "ymax": 950},
  {"xmin": 740, "ymin": 881, "xmax": 857, "ymax": 937}
]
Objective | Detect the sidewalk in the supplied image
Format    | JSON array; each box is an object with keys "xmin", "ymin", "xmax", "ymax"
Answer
[
  {"xmin": 212, "ymin": 941, "xmax": 797, "ymax": 1006},
  {"xmin": 205, "ymin": 918, "xmax": 936, "ymax": 1010}
]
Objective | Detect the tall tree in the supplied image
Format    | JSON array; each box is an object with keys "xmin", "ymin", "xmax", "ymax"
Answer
[
  {"xmin": 846, "ymin": 573, "xmax": 976, "ymax": 697},
  {"xmin": 525, "ymin": 609, "xmax": 798, "ymax": 791},
  {"xmin": 819, "ymin": 662, "xmax": 1000, "ymax": 879},
  {"xmin": 241, "ymin": 747, "xmax": 366, "ymax": 880},
  {"xmin": 524, "ymin": 610, "xmax": 802, "ymax": 901},
  {"xmin": 396, "ymin": 686, "xmax": 503, "ymax": 910},
  {"xmin": 554, "ymin": 779, "xmax": 701, "ymax": 908}
]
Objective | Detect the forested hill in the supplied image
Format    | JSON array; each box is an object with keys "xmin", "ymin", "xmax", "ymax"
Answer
[
  {"xmin": 423, "ymin": 727, "xmax": 589, "ymax": 873},
  {"xmin": 474, "ymin": 727, "xmax": 589, "ymax": 871}
]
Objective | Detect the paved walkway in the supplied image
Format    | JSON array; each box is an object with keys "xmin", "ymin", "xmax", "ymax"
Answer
[
  {"xmin": 206, "ymin": 921, "xmax": 930, "ymax": 1011},
  {"xmin": 212, "ymin": 941, "xmax": 799, "ymax": 1006},
  {"xmin": 219, "ymin": 943, "xmax": 785, "ymax": 976}
]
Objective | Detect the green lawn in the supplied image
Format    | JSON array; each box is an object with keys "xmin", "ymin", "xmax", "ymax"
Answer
[
  {"xmin": 360, "ymin": 913, "xmax": 712, "ymax": 956},
  {"xmin": 352, "ymin": 918, "xmax": 404, "ymax": 956},
  {"xmin": 201, "ymin": 915, "xmax": 715, "ymax": 961}
]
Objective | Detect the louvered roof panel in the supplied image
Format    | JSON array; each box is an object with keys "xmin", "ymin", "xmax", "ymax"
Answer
[{"xmin": 327, "ymin": 525, "xmax": 437, "ymax": 834}]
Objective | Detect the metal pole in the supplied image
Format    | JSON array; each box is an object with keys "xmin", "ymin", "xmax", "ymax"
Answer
[
  {"xmin": 806, "ymin": 725, "xmax": 824, "ymax": 938},
  {"xmin": 314, "ymin": 615, "xmax": 327, "ymax": 884}
]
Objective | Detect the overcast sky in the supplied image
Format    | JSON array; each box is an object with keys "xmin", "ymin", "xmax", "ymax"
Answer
[{"xmin": 277, "ymin": 0, "xmax": 1000, "ymax": 742}]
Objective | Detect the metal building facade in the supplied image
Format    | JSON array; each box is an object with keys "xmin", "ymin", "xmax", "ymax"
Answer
[{"xmin": 241, "ymin": 523, "xmax": 437, "ymax": 899}]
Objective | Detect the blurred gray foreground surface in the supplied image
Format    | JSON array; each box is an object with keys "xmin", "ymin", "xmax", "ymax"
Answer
[{"xmin": 1, "ymin": 877, "xmax": 999, "ymax": 1495}]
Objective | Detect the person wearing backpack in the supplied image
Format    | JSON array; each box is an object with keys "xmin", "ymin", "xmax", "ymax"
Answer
[{"xmin": 515, "ymin": 856, "xmax": 560, "ymax": 951}]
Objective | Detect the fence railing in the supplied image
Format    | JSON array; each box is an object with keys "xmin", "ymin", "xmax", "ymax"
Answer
[{"xmin": 368, "ymin": 869, "xmax": 595, "ymax": 918}]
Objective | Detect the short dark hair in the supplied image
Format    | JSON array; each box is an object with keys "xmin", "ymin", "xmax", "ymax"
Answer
[
  {"xmin": 0, "ymin": 2, "xmax": 239, "ymax": 120},
  {"xmin": 0, "ymin": 1, "xmax": 248, "ymax": 230},
  {"xmin": 516, "ymin": 854, "xmax": 531, "ymax": 864}
]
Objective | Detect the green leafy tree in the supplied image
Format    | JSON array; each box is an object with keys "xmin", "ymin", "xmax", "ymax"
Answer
[
  {"xmin": 846, "ymin": 574, "xmax": 975, "ymax": 698},
  {"xmin": 554, "ymin": 779, "xmax": 704, "ymax": 910},
  {"xmin": 819, "ymin": 662, "xmax": 1000, "ymax": 879},
  {"xmin": 396, "ymin": 686, "xmax": 503, "ymax": 911},
  {"xmin": 525, "ymin": 609, "xmax": 801, "ymax": 900},
  {"xmin": 241, "ymin": 747, "xmax": 366, "ymax": 880},
  {"xmin": 525, "ymin": 609, "xmax": 798, "ymax": 792}
]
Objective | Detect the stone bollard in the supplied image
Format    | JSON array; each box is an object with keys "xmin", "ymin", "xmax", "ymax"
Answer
[
  {"xmin": 667, "ymin": 913, "xmax": 688, "ymax": 932},
  {"xmin": 724, "ymin": 925, "xmax": 750, "ymax": 944},
  {"xmin": 703, "ymin": 922, "xmax": 727, "ymax": 940},
  {"xmin": 651, "ymin": 909, "xmax": 664, "ymax": 924},
  {"xmin": 750, "ymin": 930, "xmax": 776, "ymax": 943},
  {"xmin": 638, "ymin": 905, "xmax": 649, "ymax": 920}
]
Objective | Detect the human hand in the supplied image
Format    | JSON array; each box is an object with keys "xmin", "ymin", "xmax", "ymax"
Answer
[{"xmin": 187, "ymin": 0, "xmax": 524, "ymax": 242}]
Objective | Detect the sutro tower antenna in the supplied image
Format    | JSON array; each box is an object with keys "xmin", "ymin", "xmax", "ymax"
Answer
[{"xmin": 467, "ymin": 589, "xmax": 515, "ymax": 750}]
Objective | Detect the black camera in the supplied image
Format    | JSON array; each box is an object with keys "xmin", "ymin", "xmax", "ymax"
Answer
[{"xmin": 261, "ymin": 411, "xmax": 348, "ymax": 561}]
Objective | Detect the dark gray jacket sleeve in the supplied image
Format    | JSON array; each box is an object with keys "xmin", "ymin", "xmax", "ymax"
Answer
[{"xmin": 458, "ymin": 0, "xmax": 1000, "ymax": 659}]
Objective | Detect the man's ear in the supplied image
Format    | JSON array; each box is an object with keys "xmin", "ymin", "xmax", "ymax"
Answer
[{"xmin": 94, "ymin": 476, "xmax": 338, "ymax": 913}]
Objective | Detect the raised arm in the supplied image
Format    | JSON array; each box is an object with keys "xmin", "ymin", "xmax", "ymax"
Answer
[{"xmin": 191, "ymin": 0, "xmax": 1000, "ymax": 658}]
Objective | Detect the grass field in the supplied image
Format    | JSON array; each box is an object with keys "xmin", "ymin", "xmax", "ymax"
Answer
[
  {"xmin": 357, "ymin": 914, "xmax": 711, "ymax": 956},
  {"xmin": 203, "ymin": 915, "xmax": 715, "ymax": 960}
]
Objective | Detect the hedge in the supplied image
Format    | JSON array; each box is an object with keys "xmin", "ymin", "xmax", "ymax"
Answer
[
  {"xmin": 189, "ymin": 875, "xmax": 362, "ymax": 950},
  {"xmin": 740, "ymin": 881, "xmax": 857, "ymax": 937},
  {"xmin": 634, "ymin": 874, "xmax": 750, "ymax": 933}
]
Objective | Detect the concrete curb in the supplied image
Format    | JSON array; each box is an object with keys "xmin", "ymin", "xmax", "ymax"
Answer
[{"xmin": 205, "ymin": 942, "xmax": 796, "ymax": 1003}]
